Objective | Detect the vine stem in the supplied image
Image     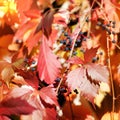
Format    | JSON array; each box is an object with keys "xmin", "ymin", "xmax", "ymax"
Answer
[
  {"xmin": 94, "ymin": 1, "xmax": 116, "ymax": 118},
  {"xmin": 107, "ymin": 36, "xmax": 115, "ymax": 120},
  {"xmin": 56, "ymin": 75, "xmax": 64, "ymax": 94},
  {"xmin": 68, "ymin": 95, "xmax": 74, "ymax": 120}
]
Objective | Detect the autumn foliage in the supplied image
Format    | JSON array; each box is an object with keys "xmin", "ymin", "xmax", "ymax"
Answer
[{"xmin": 0, "ymin": 0, "xmax": 120, "ymax": 120}]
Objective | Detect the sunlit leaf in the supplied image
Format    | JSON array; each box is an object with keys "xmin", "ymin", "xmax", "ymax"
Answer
[{"xmin": 37, "ymin": 36, "xmax": 61, "ymax": 84}]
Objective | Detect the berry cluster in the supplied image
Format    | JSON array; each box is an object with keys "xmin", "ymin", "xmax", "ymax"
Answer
[
  {"xmin": 59, "ymin": 31, "xmax": 72, "ymax": 51},
  {"xmin": 24, "ymin": 58, "xmax": 37, "ymax": 71},
  {"xmin": 59, "ymin": 30, "xmax": 88, "ymax": 53},
  {"xmin": 96, "ymin": 20, "xmax": 116, "ymax": 35}
]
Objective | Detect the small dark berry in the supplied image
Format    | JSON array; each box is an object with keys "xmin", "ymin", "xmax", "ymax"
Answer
[
  {"xmin": 112, "ymin": 21, "xmax": 116, "ymax": 24},
  {"xmin": 16, "ymin": 39, "xmax": 23, "ymax": 44},
  {"xmin": 97, "ymin": 21, "xmax": 102, "ymax": 26},
  {"xmin": 74, "ymin": 43, "xmax": 78, "ymax": 47},
  {"xmin": 69, "ymin": 38, "xmax": 72, "ymax": 43},
  {"xmin": 32, "ymin": 61, "xmax": 36, "ymax": 64},
  {"xmin": 57, "ymin": 93, "xmax": 66, "ymax": 107},
  {"xmin": 109, "ymin": 21, "xmax": 112, "ymax": 23},
  {"xmin": 92, "ymin": 57, "xmax": 99, "ymax": 63},
  {"xmin": 106, "ymin": 24, "xmax": 110, "ymax": 27},
  {"xmin": 77, "ymin": 39, "xmax": 81, "ymax": 43},
  {"xmin": 111, "ymin": 31, "xmax": 116, "ymax": 35},
  {"xmin": 99, "ymin": 52, "xmax": 103, "ymax": 55},
  {"xmin": 112, "ymin": 40, "xmax": 116, "ymax": 43},
  {"xmin": 101, "ymin": 24, "xmax": 106, "ymax": 30},
  {"xmin": 66, "ymin": 43, "xmax": 71, "ymax": 47},
  {"xmin": 79, "ymin": 31, "xmax": 83, "ymax": 35},
  {"xmin": 67, "ymin": 36, "xmax": 71, "ymax": 39},
  {"xmin": 112, "ymin": 25, "xmax": 115, "ymax": 28},
  {"xmin": 30, "ymin": 67, "xmax": 36, "ymax": 71},
  {"xmin": 74, "ymin": 89, "xmax": 79, "ymax": 94},
  {"xmin": 85, "ymin": 17, "xmax": 89, "ymax": 22},
  {"xmin": 60, "ymin": 87, "xmax": 67, "ymax": 93},
  {"xmin": 60, "ymin": 40, "xmax": 66, "ymax": 45},
  {"xmin": 64, "ymin": 32, "xmax": 68, "ymax": 36},
  {"xmin": 55, "ymin": 77, "xmax": 61, "ymax": 82},
  {"xmin": 73, "ymin": 51, "xmax": 77, "ymax": 55},
  {"xmin": 83, "ymin": 37, "xmax": 87, "ymax": 41},
  {"xmin": 64, "ymin": 47, "xmax": 70, "ymax": 51},
  {"xmin": 107, "ymin": 29, "xmax": 111, "ymax": 35}
]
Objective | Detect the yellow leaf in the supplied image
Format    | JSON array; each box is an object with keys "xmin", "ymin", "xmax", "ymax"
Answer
[{"xmin": 76, "ymin": 49, "xmax": 84, "ymax": 60}]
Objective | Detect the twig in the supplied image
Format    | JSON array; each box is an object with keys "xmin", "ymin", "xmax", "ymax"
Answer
[
  {"xmin": 107, "ymin": 36, "xmax": 115, "ymax": 120},
  {"xmin": 115, "ymin": 43, "xmax": 120, "ymax": 50},
  {"xmin": 56, "ymin": 76, "xmax": 64, "ymax": 94}
]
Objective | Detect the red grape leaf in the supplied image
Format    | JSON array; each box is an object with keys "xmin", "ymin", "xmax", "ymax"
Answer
[
  {"xmin": 37, "ymin": 36, "xmax": 61, "ymax": 84},
  {"xmin": 0, "ymin": 97, "xmax": 35, "ymax": 116},
  {"xmin": 0, "ymin": 34, "xmax": 13, "ymax": 48},
  {"xmin": 68, "ymin": 47, "xmax": 99, "ymax": 65},
  {"xmin": 24, "ymin": 9, "xmax": 40, "ymax": 19},
  {"xmin": 35, "ymin": 10, "xmax": 54, "ymax": 38},
  {"xmin": 53, "ymin": 14, "xmax": 67, "ymax": 26},
  {"xmin": 15, "ymin": 0, "xmax": 34, "ymax": 23},
  {"xmin": 84, "ymin": 47, "xmax": 99, "ymax": 63},
  {"xmin": 13, "ymin": 20, "xmax": 38, "ymax": 42},
  {"xmin": 26, "ymin": 32, "xmax": 42, "ymax": 53},
  {"xmin": 15, "ymin": 70, "xmax": 39, "ymax": 89},
  {"xmin": 48, "ymin": 29, "xmax": 59, "ymax": 46},
  {"xmin": 67, "ymin": 67, "xmax": 98, "ymax": 102},
  {"xmin": 39, "ymin": 86, "xmax": 58, "ymax": 106},
  {"xmin": 0, "ymin": 116, "xmax": 10, "ymax": 120},
  {"xmin": 3, "ymin": 85, "xmax": 57, "ymax": 120},
  {"xmin": 21, "ymin": 104, "xmax": 57, "ymax": 120},
  {"xmin": 5, "ymin": 85, "xmax": 58, "ymax": 119},
  {"xmin": 86, "ymin": 63, "xmax": 109, "ymax": 84},
  {"xmin": 67, "ymin": 56, "xmax": 84, "ymax": 64},
  {"xmin": 7, "ymin": 86, "xmax": 33, "ymax": 99},
  {"xmin": 67, "ymin": 63, "xmax": 109, "ymax": 103},
  {"xmin": 45, "ymin": 108, "xmax": 57, "ymax": 120},
  {"xmin": 11, "ymin": 87, "xmax": 57, "ymax": 120}
]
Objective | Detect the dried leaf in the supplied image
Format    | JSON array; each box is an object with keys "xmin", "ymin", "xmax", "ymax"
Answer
[{"xmin": 1, "ymin": 66, "xmax": 14, "ymax": 85}]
